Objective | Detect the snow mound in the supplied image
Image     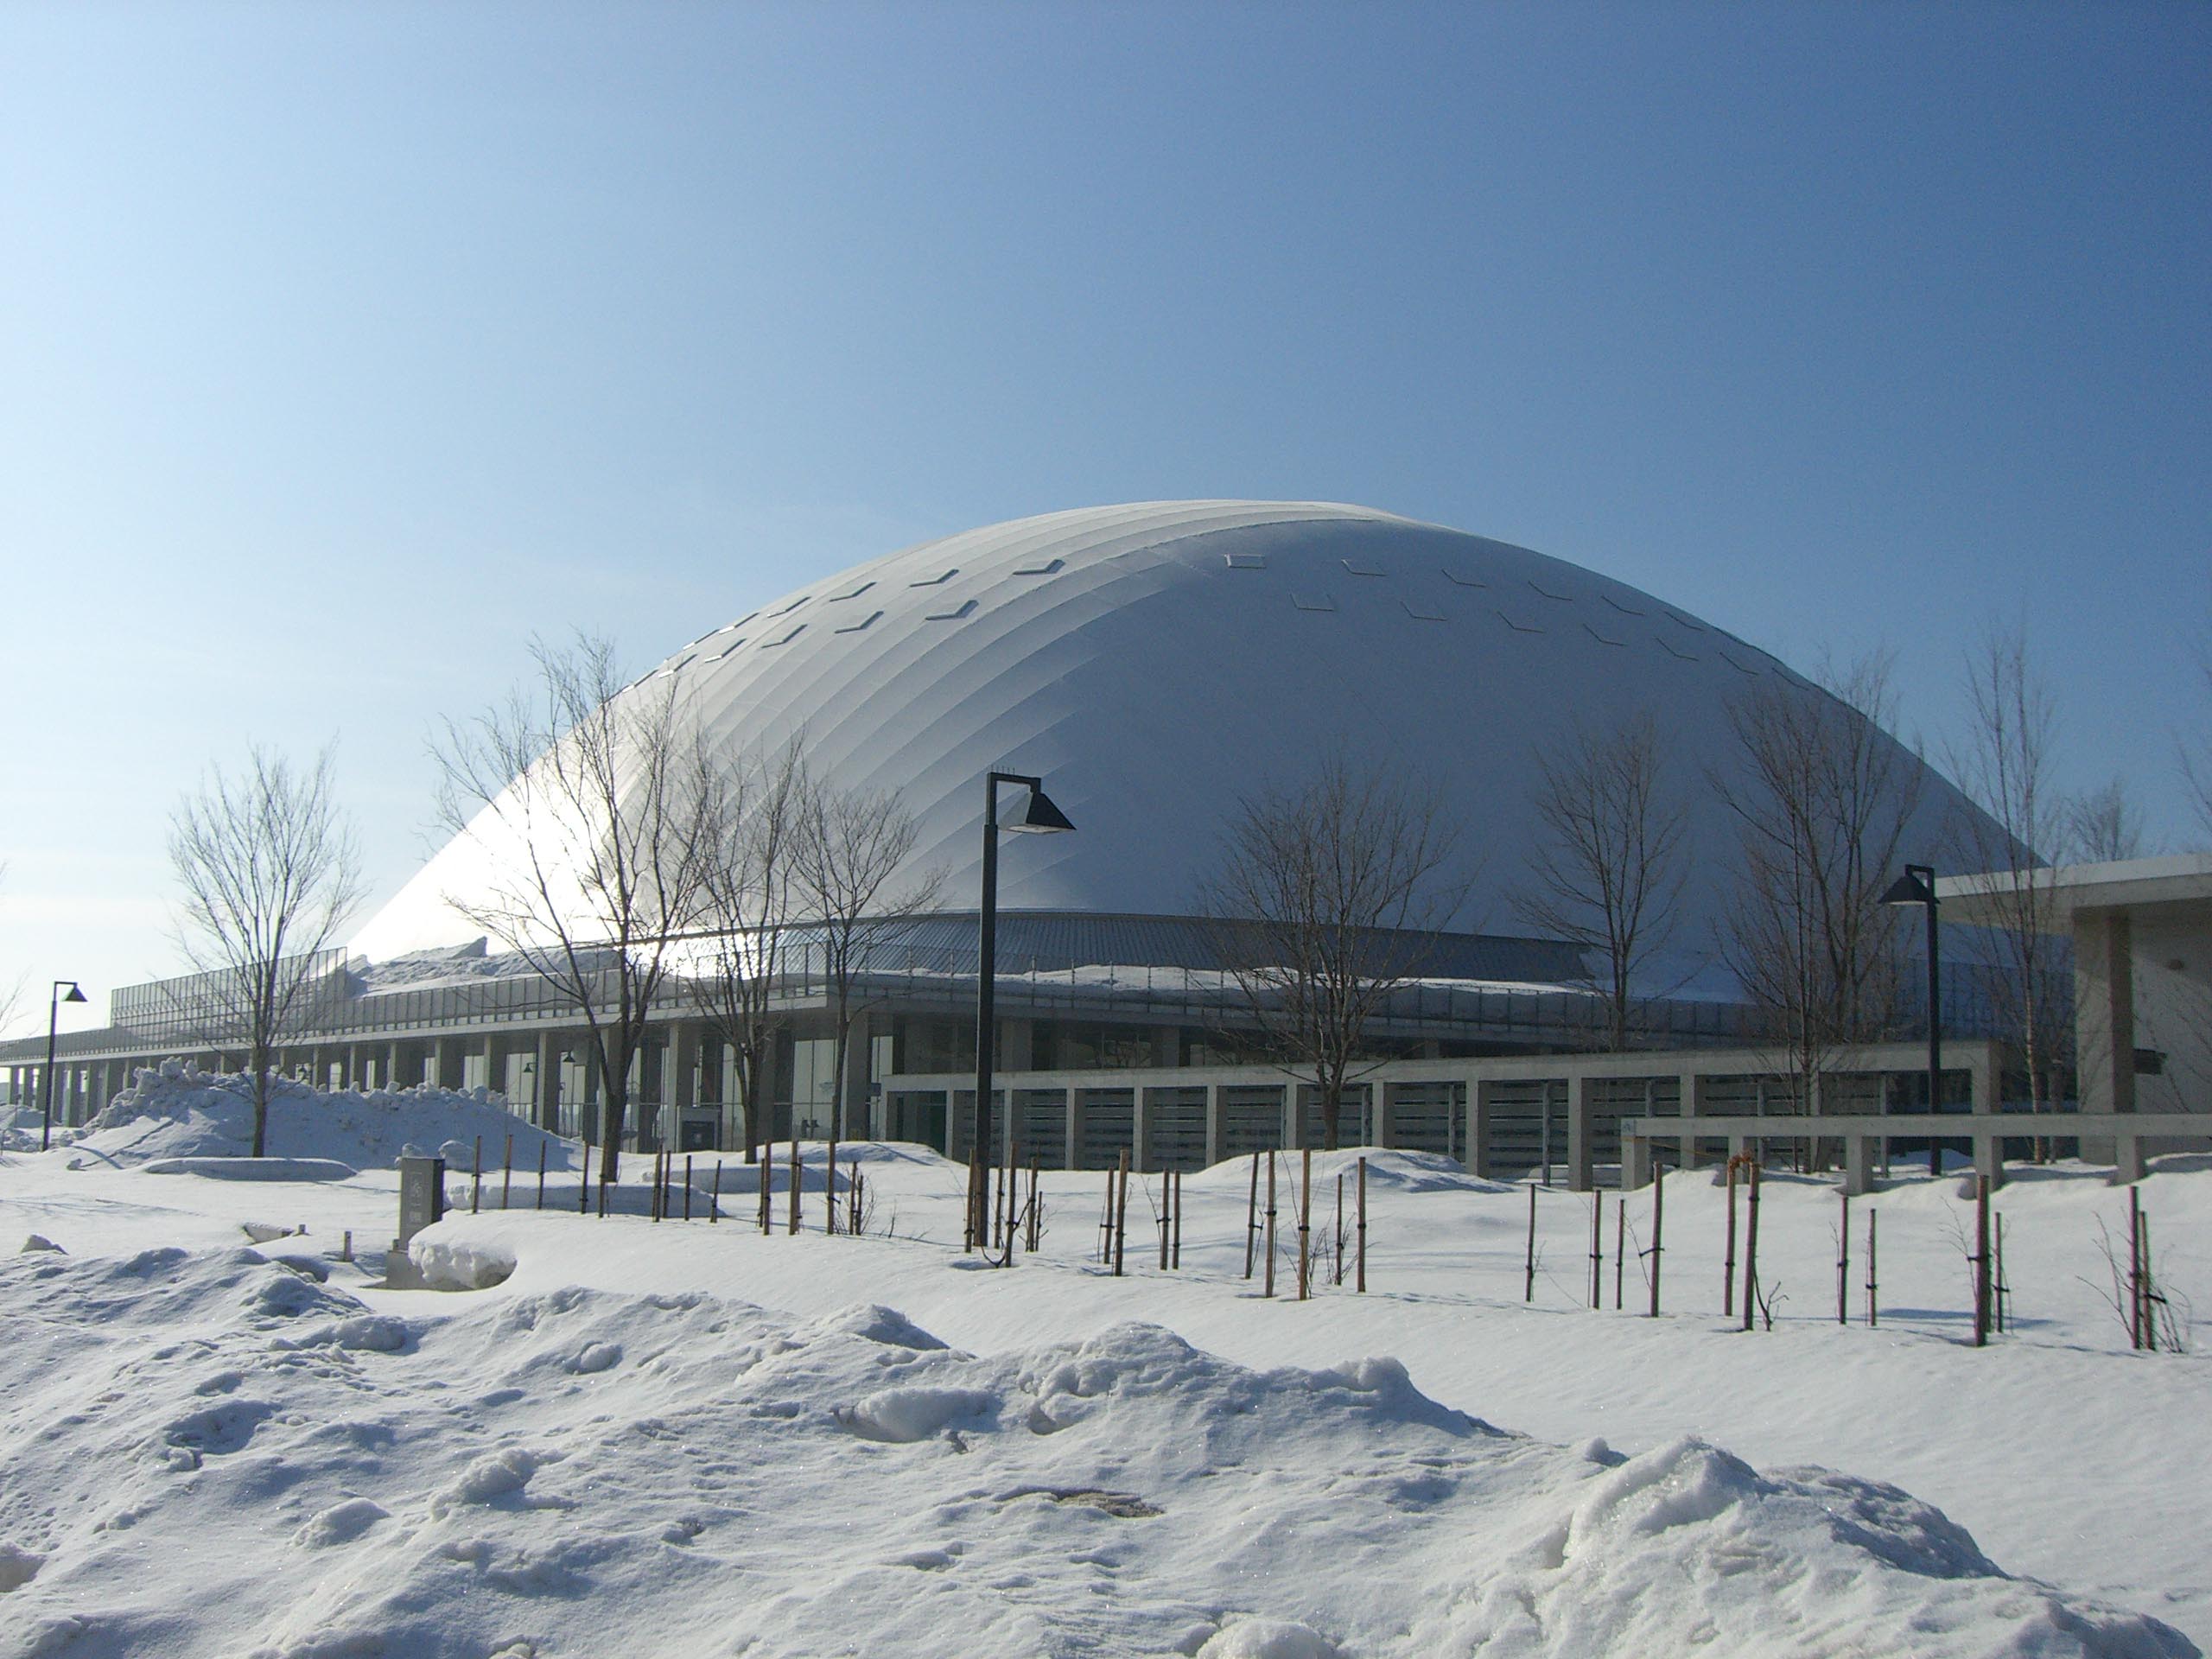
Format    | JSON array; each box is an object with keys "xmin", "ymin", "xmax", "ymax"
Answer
[
  {"xmin": 0, "ymin": 1247, "xmax": 2189, "ymax": 1659},
  {"xmin": 71, "ymin": 1061, "xmax": 575, "ymax": 1173}
]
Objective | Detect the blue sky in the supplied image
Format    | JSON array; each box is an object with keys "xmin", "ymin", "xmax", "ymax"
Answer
[{"xmin": 3, "ymin": 1, "xmax": 2207, "ymax": 1036}]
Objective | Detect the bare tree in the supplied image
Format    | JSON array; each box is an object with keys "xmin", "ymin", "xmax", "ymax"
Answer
[
  {"xmin": 684, "ymin": 742, "xmax": 809, "ymax": 1165},
  {"xmin": 2062, "ymin": 779, "xmax": 2148, "ymax": 866},
  {"xmin": 1945, "ymin": 626, "xmax": 2068, "ymax": 1113},
  {"xmin": 792, "ymin": 782, "xmax": 944, "ymax": 1222},
  {"xmin": 2183, "ymin": 639, "xmax": 2212, "ymax": 849},
  {"xmin": 168, "ymin": 746, "xmax": 363, "ymax": 1157},
  {"xmin": 1513, "ymin": 712, "xmax": 1689, "ymax": 1050},
  {"xmin": 1714, "ymin": 656, "xmax": 1925, "ymax": 1112},
  {"xmin": 1199, "ymin": 754, "xmax": 1468, "ymax": 1150},
  {"xmin": 434, "ymin": 635, "xmax": 719, "ymax": 1187}
]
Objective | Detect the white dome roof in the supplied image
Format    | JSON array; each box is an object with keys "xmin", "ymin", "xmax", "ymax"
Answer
[{"xmin": 356, "ymin": 500, "xmax": 1965, "ymax": 969}]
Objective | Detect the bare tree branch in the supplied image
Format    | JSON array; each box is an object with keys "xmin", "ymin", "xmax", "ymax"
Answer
[
  {"xmin": 792, "ymin": 779, "xmax": 945, "ymax": 1215},
  {"xmin": 682, "ymin": 741, "xmax": 809, "ymax": 1165},
  {"xmin": 1713, "ymin": 655, "xmax": 1925, "ymax": 1109},
  {"xmin": 168, "ymin": 745, "xmax": 363, "ymax": 1157},
  {"xmin": 2061, "ymin": 779, "xmax": 2148, "ymax": 865},
  {"xmin": 1198, "ymin": 753, "xmax": 1471, "ymax": 1150},
  {"xmin": 432, "ymin": 633, "xmax": 720, "ymax": 1186},
  {"xmin": 1512, "ymin": 712, "xmax": 1689, "ymax": 1050},
  {"xmin": 1944, "ymin": 624, "xmax": 2068, "ymax": 1114}
]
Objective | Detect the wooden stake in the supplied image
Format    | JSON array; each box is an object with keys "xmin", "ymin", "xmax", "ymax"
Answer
[
  {"xmin": 1171, "ymin": 1169, "xmax": 1182, "ymax": 1270},
  {"xmin": 1335, "ymin": 1172, "xmax": 1348, "ymax": 1287},
  {"xmin": 1741, "ymin": 1160, "xmax": 1761, "ymax": 1332},
  {"xmin": 580, "ymin": 1135, "xmax": 593, "ymax": 1214},
  {"xmin": 826, "ymin": 1139, "xmax": 838, "ymax": 1236},
  {"xmin": 709, "ymin": 1160, "xmax": 721, "ymax": 1223},
  {"xmin": 787, "ymin": 1136, "xmax": 799, "ymax": 1235},
  {"xmin": 1613, "ymin": 1197, "xmax": 1625, "ymax": 1311},
  {"xmin": 1647, "ymin": 1164, "xmax": 1662, "ymax": 1318},
  {"xmin": 1588, "ymin": 1192, "xmax": 1602, "ymax": 1309},
  {"xmin": 684, "ymin": 1154, "xmax": 694, "ymax": 1222},
  {"xmin": 535, "ymin": 1139, "xmax": 548, "ymax": 1211},
  {"xmin": 1723, "ymin": 1158, "xmax": 1739, "ymax": 1317},
  {"xmin": 1098, "ymin": 1167, "xmax": 1115, "ymax": 1263},
  {"xmin": 1297, "ymin": 1147, "xmax": 1313, "ymax": 1301},
  {"xmin": 1838, "ymin": 1191, "xmax": 1850, "ymax": 1325},
  {"xmin": 758, "ymin": 1143, "xmax": 771, "ymax": 1234},
  {"xmin": 2127, "ymin": 1189, "xmax": 2145, "ymax": 1350},
  {"xmin": 471, "ymin": 1136, "xmax": 483, "ymax": 1215},
  {"xmin": 502, "ymin": 1134, "xmax": 514, "ymax": 1210},
  {"xmin": 1158, "ymin": 1170, "xmax": 1171, "ymax": 1271},
  {"xmin": 1523, "ymin": 1182, "xmax": 1535, "ymax": 1303},
  {"xmin": 1026, "ymin": 1156, "xmax": 1040, "ymax": 1254},
  {"xmin": 1114, "ymin": 1149, "xmax": 1130, "ymax": 1277},
  {"xmin": 1356, "ymin": 1155, "xmax": 1367, "ymax": 1294},
  {"xmin": 1866, "ymin": 1209, "xmax": 1878, "ymax": 1327},
  {"xmin": 966, "ymin": 1146, "xmax": 982, "ymax": 1252},
  {"xmin": 1264, "ymin": 1151, "xmax": 1278, "ymax": 1299},
  {"xmin": 1993, "ymin": 1213, "xmax": 2005, "ymax": 1334},
  {"xmin": 1974, "ymin": 1179, "xmax": 1992, "ymax": 1347},
  {"xmin": 1243, "ymin": 1152, "xmax": 1260, "ymax": 1280},
  {"xmin": 2141, "ymin": 1214, "xmax": 2158, "ymax": 1354}
]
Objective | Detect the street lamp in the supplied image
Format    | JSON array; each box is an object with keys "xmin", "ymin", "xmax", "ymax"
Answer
[
  {"xmin": 971, "ymin": 771, "xmax": 1075, "ymax": 1249},
  {"xmin": 41, "ymin": 980, "xmax": 87, "ymax": 1152},
  {"xmin": 1880, "ymin": 865, "xmax": 1941, "ymax": 1173}
]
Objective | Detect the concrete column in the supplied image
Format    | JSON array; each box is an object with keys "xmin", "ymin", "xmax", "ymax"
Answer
[
  {"xmin": 1844, "ymin": 1133, "xmax": 1875, "ymax": 1197},
  {"xmin": 1152, "ymin": 1026, "xmax": 1179, "ymax": 1068},
  {"xmin": 1131, "ymin": 1086, "xmax": 1150, "ymax": 1173},
  {"xmin": 536, "ymin": 1031, "xmax": 562, "ymax": 1130},
  {"xmin": 1567, "ymin": 1075, "xmax": 1595, "ymax": 1192},
  {"xmin": 1376, "ymin": 1082, "xmax": 1397, "ymax": 1150},
  {"xmin": 1623, "ymin": 1130, "xmax": 1651, "ymax": 1190},
  {"xmin": 1468, "ymin": 1079, "xmax": 1491, "ymax": 1179},
  {"xmin": 1677, "ymin": 1072, "xmax": 1700, "ymax": 1171},
  {"xmin": 1063, "ymin": 1087, "xmax": 1077, "ymax": 1171},
  {"xmin": 839, "ymin": 1023, "xmax": 868, "ymax": 1141},
  {"xmin": 1204, "ymin": 1084, "xmax": 1224, "ymax": 1167},
  {"xmin": 1281, "ymin": 1084, "xmax": 1299, "ymax": 1151},
  {"xmin": 1974, "ymin": 1130, "xmax": 2003, "ymax": 1194}
]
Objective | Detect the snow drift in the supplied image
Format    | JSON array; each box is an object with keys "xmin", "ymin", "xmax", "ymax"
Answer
[
  {"xmin": 66, "ymin": 1061, "xmax": 575, "ymax": 1173},
  {"xmin": 0, "ymin": 1244, "xmax": 2188, "ymax": 1659}
]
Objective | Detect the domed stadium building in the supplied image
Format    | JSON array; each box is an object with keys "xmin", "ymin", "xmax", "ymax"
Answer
[{"xmin": 10, "ymin": 502, "xmax": 2018, "ymax": 1181}]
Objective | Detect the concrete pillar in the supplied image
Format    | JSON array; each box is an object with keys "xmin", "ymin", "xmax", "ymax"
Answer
[
  {"xmin": 1152, "ymin": 1026, "xmax": 1179, "ymax": 1068},
  {"xmin": 1204, "ymin": 1084, "xmax": 1224, "ymax": 1167},
  {"xmin": 1623, "ymin": 1130, "xmax": 1651, "ymax": 1190},
  {"xmin": 1567, "ymin": 1074, "xmax": 1595, "ymax": 1192},
  {"xmin": 1844, "ymin": 1133, "xmax": 1875, "ymax": 1197},
  {"xmin": 1376, "ymin": 1082, "xmax": 1397, "ymax": 1150},
  {"xmin": 1063, "ymin": 1087, "xmax": 1077, "ymax": 1171},
  {"xmin": 839, "ymin": 1022, "xmax": 868, "ymax": 1141},
  {"xmin": 1131, "ymin": 1086, "xmax": 1150, "ymax": 1173},
  {"xmin": 672, "ymin": 1023, "xmax": 700, "ymax": 1145},
  {"xmin": 2115, "ymin": 1128, "xmax": 2146, "ymax": 1185},
  {"xmin": 1468, "ymin": 1079, "xmax": 1492, "ymax": 1179},
  {"xmin": 1677, "ymin": 1072, "xmax": 1700, "ymax": 1171},
  {"xmin": 1974, "ymin": 1130, "xmax": 2003, "ymax": 1194},
  {"xmin": 535, "ymin": 1031, "xmax": 562, "ymax": 1130}
]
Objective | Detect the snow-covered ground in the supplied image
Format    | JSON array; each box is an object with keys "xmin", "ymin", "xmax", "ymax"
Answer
[{"xmin": 0, "ymin": 1078, "xmax": 2204, "ymax": 1656}]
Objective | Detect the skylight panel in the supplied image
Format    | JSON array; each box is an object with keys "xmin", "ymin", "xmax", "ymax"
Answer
[
  {"xmin": 761, "ymin": 624, "xmax": 806, "ymax": 648},
  {"xmin": 1582, "ymin": 624, "xmax": 1626, "ymax": 648},
  {"xmin": 1342, "ymin": 556, "xmax": 1385, "ymax": 576},
  {"xmin": 1655, "ymin": 636, "xmax": 1700, "ymax": 662},
  {"xmin": 1224, "ymin": 553, "xmax": 1266, "ymax": 569},
  {"xmin": 910, "ymin": 568, "xmax": 959, "ymax": 587},
  {"xmin": 1602, "ymin": 594, "xmax": 1647, "ymax": 617},
  {"xmin": 1441, "ymin": 567, "xmax": 1488, "ymax": 588},
  {"xmin": 833, "ymin": 610, "xmax": 883, "ymax": 634},
  {"xmin": 1495, "ymin": 609, "xmax": 1544, "ymax": 634},
  {"xmin": 712, "ymin": 637, "xmax": 747, "ymax": 660},
  {"xmin": 1011, "ymin": 556, "xmax": 1065, "ymax": 576},
  {"xmin": 1402, "ymin": 598, "xmax": 1446, "ymax": 622},
  {"xmin": 925, "ymin": 599, "xmax": 978, "ymax": 621},
  {"xmin": 1528, "ymin": 578, "xmax": 1574, "ymax": 601},
  {"xmin": 769, "ymin": 594, "xmax": 810, "ymax": 617},
  {"xmin": 1292, "ymin": 594, "xmax": 1338, "ymax": 613},
  {"xmin": 828, "ymin": 580, "xmax": 876, "ymax": 602}
]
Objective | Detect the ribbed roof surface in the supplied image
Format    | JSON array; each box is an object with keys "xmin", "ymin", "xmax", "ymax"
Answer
[{"xmin": 355, "ymin": 501, "xmax": 1971, "ymax": 974}]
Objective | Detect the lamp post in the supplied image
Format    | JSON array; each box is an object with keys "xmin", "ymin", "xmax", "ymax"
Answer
[
  {"xmin": 1880, "ymin": 865, "xmax": 1940, "ymax": 1173},
  {"xmin": 41, "ymin": 980, "xmax": 87, "ymax": 1152},
  {"xmin": 972, "ymin": 771, "xmax": 1075, "ymax": 1249}
]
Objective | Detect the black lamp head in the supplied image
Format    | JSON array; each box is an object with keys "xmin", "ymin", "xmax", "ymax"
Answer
[{"xmin": 1005, "ymin": 786, "xmax": 1075, "ymax": 835}]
